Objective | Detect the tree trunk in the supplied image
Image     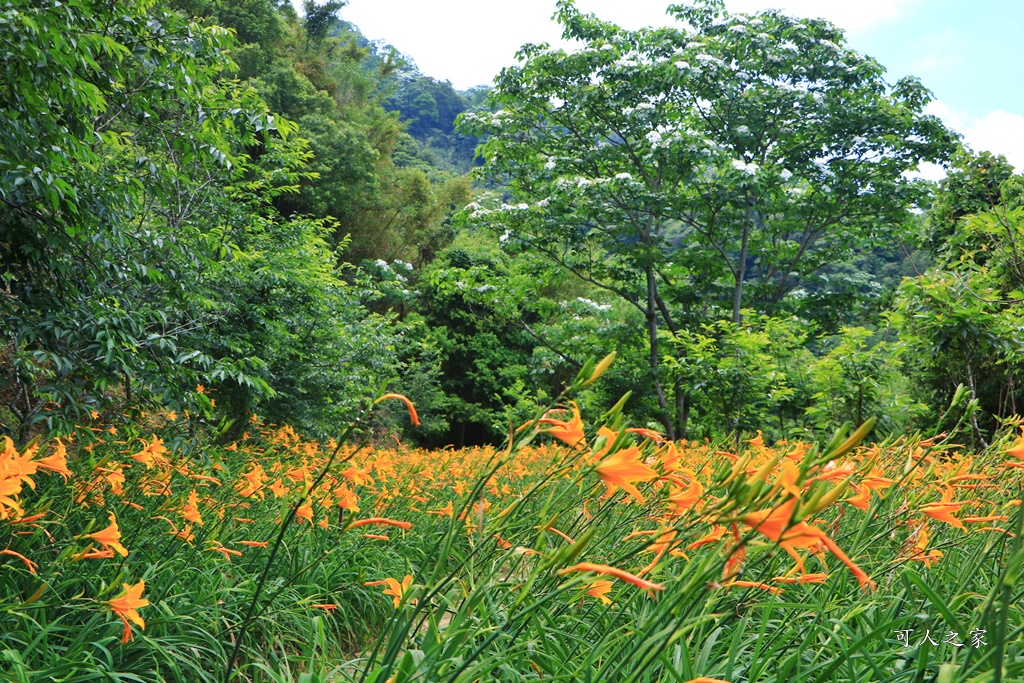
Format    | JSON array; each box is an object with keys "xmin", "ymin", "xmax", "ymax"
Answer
[
  {"xmin": 963, "ymin": 352, "xmax": 989, "ymax": 449},
  {"xmin": 674, "ymin": 377, "xmax": 689, "ymax": 440},
  {"xmin": 732, "ymin": 213, "xmax": 752, "ymax": 324},
  {"xmin": 646, "ymin": 265, "xmax": 675, "ymax": 440}
]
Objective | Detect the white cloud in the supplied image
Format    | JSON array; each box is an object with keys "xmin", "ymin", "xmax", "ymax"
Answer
[
  {"xmin": 960, "ymin": 111, "xmax": 1024, "ymax": 171},
  {"xmin": 333, "ymin": 0, "xmax": 686, "ymax": 88},
  {"xmin": 926, "ymin": 101, "xmax": 1024, "ymax": 171},
  {"xmin": 318, "ymin": 0, "xmax": 920, "ymax": 89},
  {"xmin": 724, "ymin": 0, "xmax": 921, "ymax": 32}
]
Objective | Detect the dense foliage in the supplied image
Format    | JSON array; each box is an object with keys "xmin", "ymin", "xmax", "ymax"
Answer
[
  {"xmin": 3, "ymin": 0, "xmax": 1023, "ymax": 451},
  {"xmin": 3, "ymin": 0, "xmax": 1024, "ymax": 680}
]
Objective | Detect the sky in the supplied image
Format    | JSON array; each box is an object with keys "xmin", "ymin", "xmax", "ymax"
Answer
[{"xmin": 321, "ymin": 0, "xmax": 1024, "ymax": 172}]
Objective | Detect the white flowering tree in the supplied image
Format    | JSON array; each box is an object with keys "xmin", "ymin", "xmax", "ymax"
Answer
[{"xmin": 461, "ymin": 0, "xmax": 955, "ymax": 437}]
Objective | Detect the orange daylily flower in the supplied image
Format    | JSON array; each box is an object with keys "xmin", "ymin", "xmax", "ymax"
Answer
[
  {"xmin": 37, "ymin": 439, "xmax": 72, "ymax": 479},
  {"xmin": 347, "ymin": 517, "xmax": 413, "ymax": 530},
  {"xmin": 538, "ymin": 402, "xmax": 586, "ymax": 448},
  {"xmin": 1005, "ymin": 432, "xmax": 1024, "ymax": 459},
  {"xmin": 687, "ymin": 525, "xmax": 728, "ymax": 550},
  {"xmin": 666, "ymin": 478, "xmax": 704, "ymax": 515},
  {"xmin": 236, "ymin": 463, "xmax": 267, "ymax": 499},
  {"xmin": 558, "ymin": 562, "xmax": 665, "ymax": 595},
  {"xmin": 584, "ymin": 579, "xmax": 614, "ymax": 605},
  {"xmin": 846, "ymin": 485, "xmax": 871, "ymax": 511},
  {"xmin": 365, "ymin": 574, "xmax": 415, "ymax": 608},
  {"xmin": 83, "ymin": 513, "xmax": 129, "ymax": 557},
  {"xmin": 335, "ymin": 485, "xmax": 360, "ymax": 512},
  {"xmin": 340, "ymin": 466, "xmax": 374, "ymax": 486},
  {"xmin": 426, "ymin": 500, "xmax": 454, "ymax": 517},
  {"xmin": 860, "ymin": 466, "xmax": 894, "ymax": 491},
  {"xmin": 238, "ymin": 540, "xmax": 269, "ymax": 548},
  {"xmin": 295, "ymin": 500, "xmax": 314, "ymax": 524},
  {"xmin": 639, "ymin": 529, "xmax": 687, "ymax": 574},
  {"xmin": 376, "ymin": 393, "xmax": 421, "ymax": 427},
  {"xmin": 0, "ymin": 475, "xmax": 24, "ymax": 520},
  {"xmin": 903, "ymin": 522, "xmax": 943, "ymax": 567},
  {"xmin": 723, "ymin": 579, "xmax": 782, "ymax": 595},
  {"xmin": 964, "ymin": 515, "xmax": 1008, "ymax": 523},
  {"xmin": 626, "ymin": 427, "xmax": 664, "ymax": 443},
  {"xmin": 108, "ymin": 580, "xmax": 149, "ymax": 643},
  {"xmin": 180, "ymin": 490, "xmax": 203, "ymax": 526},
  {"xmin": 311, "ymin": 604, "xmax": 338, "ymax": 611},
  {"xmin": 269, "ymin": 479, "xmax": 289, "ymax": 498},
  {"xmin": 775, "ymin": 460, "xmax": 803, "ymax": 499},
  {"xmin": 683, "ymin": 678, "xmax": 732, "ymax": 683},
  {"xmin": 0, "ymin": 548, "xmax": 38, "ymax": 574},
  {"xmin": 772, "ymin": 573, "xmax": 829, "ymax": 584},
  {"xmin": 1, "ymin": 436, "xmax": 38, "ymax": 488},
  {"xmin": 740, "ymin": 499, "xmax": 875, "ymax": 591},
  {"xmin": 595, "ymin": 445, "xmax": 659, "ymax": 504},
  {"xmin": 207, "ymin": 541, "xmax": 242, "ymax": 561},
  {"xmin": 540, "ymin": 525, "xmax": 575, "ymax": 544},
  {"xmin": 921, "ymin": 487, "xmax": 968, "ymax": 530},
  {"xmin": 807, "ymin": 462, "xmax": 856, "ymax": 484},
  {"xmin": 130, "ymin": 435, "xmax": 167, "ymax": 469},
  {"xmin": 73, "ymin": 547, "xmax": 116, "ymax": 560}
]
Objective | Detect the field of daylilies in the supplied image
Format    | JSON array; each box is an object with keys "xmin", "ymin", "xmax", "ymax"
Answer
[{"xmin": 2, "ymin": 374, "xmax": 1024, "ymax": 682}]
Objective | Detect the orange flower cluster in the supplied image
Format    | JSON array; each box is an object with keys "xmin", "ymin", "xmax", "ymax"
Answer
[
  {"xmin": 4, "ymin": 401, "xmax": 1022, "ymax": 649},
  {"xmin": 1, "ymin": 437, "xmax": 71, "ymax": 520}
]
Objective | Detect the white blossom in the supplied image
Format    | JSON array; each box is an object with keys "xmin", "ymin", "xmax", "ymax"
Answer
[
  {"xmin": 731, "ymin": 159, "xmax": 759, "ymax": 175},
  {"xmin": 577, "ymin": 297, "xmax": 611, "ymax": 312},
  {"xmin": 695, "ymin": 54, "xmax": 723, "ymax": 67}
]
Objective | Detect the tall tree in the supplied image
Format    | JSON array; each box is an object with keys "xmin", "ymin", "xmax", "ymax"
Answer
[
  {"xmin": 462, "ymin": 0, "xmax": 956, "ymax": 437},
  {"xmin": 892, "ymin": 149, "xmax": 1024, "ymax": 445}
]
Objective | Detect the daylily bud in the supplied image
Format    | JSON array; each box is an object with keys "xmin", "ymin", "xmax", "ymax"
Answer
[
  {"xmin": 806, "ymin": 477, "xmax": 854, "ymax": 516},
  {"xmin": 581, "ymin": 351, "xmax": 616, "ymax": 387}
]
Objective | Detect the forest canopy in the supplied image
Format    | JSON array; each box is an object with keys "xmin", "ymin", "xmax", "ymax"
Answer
[{"xmin": 1, "ymin": 0, "xmax": 1021, "ymax": 450}]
